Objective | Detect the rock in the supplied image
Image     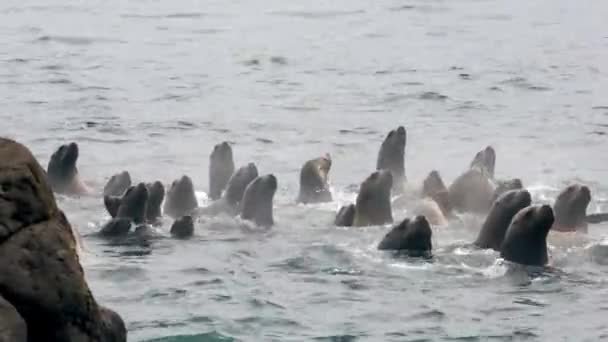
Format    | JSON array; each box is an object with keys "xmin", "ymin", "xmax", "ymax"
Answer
[
  {"xmin": 0, "ymin": 137, "xmax": 126, "ymax": 341},
  {"xmin": 0, "ymin": 295, "xmax": 27, "ymax": 342}
]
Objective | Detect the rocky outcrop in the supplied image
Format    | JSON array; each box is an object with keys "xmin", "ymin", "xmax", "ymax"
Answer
[{"xmin": 0, "ymin": 138, "xmax": 126, "ymax": 341}]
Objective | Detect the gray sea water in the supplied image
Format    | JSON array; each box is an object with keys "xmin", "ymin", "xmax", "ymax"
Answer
[{"xmin": 2, "ymin": 0, "xmax": 608, "ymax": 340}]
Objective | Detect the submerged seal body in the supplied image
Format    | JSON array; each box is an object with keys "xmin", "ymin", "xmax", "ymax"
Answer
[
  {"xmin": 209, "ymin": 142, "xmax": 235, "ymax": 201},
  {"xmin": 377, "ymin": 126, "xmax": 406, "ymax": 192},
  {"xmin": 164, "ymin": 175, "xmax": 198, "ymax": 218},
  {"xmin": 353, "ymin": 170, "xmax": 393, "ymax": 227},
  {"xmin": 500, "ymin": 205, "xmax": 554, "ymax": 266},
  {"xmin": 240, "ymin": 174, "xmax": 278, "ymax": 227},
  {"xmin": 46, "ymin": 142, "xmax": 91, "ymax": 195},
  {"xmin": 378, "ymin": 215, "xmax": 433, "ymax": 256},
  {"xmin": 297, "ymin": 154, "xmax": 332, "ymax": 204},
  {"xmin": 474, "ymin": 189, "xmax": 532, "ymax": 250}
]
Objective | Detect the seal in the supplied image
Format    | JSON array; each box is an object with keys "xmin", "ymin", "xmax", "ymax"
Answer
[
  {"xmin": 46, "ymin": 142, "xmax": 92, "ymax": 195},
  {"xmin": 448, "ymin": 168, "xmax": 494, "ymax": 214},
  {"xmin": 297, "ymin": 153, "xmax": 332, "ymax": 204},
  {"xmin": 552, "ymin": 184, "xmax": 591, "ymax": 233},
  {"xmin": 474, "ymin": 189, "xmax": 532, "ymax": 250},
  {"xmin": 377, "ymin": 126, "xmax": 406, "ymax": 192},
  {"xmin": 145, "ymin": 181, "xmax": 165, "ymax": 224},
  {"xmin": 470, "ymin": 145, "xmax": 496, "ymax": 178},
  {"xmin": 0, "ymin": 137, "xmax": 126, "ymax": 341},
  {"xmin": 240, "ymin": 174, "xmax": 277, "ymax": 227},
  {"xmin": 164, "ymin": 175, "xmax": 198, "ymax": 218},
  {"xmin": 335, "ymin": 204, "xmax": 355, "ymax": 227},
  {"xmin": 171, "ymin": 215, "xmax": 194, "ymax": 239},
  {"xmin": 410, "ymin": 198, "xmax": 448, "ymax": 226},
  {"xmin": 196, "ymin": 163, "xmax": 259, "ymax": 217},
  {"xmin": 103, "ymin": 171, "xmax": 131, "ymax": 197},
  {"xmin": 500, "ymin": 205, "xmax": 554, "ymax": 266},
  {"xmin": 492, "ymin": 178, "xmax": 523, "ymax": 202},
  {"xmin": 100, "ymin": 183, "xmax": 149, "ymax": 237},
  {"xmin": 421, "ymin": 170, "xmax": 451, "ymax": 217},
  {"xmin": 377, "ymin": 215, "xmax": 432, "ymax": 256},
  {"xmin": 209, "ymin": 142, "xmax": 235, "ymax": 201},
  {"xmin": 353, "ymin": 170, "xmax": 393, "ymax": 227}
]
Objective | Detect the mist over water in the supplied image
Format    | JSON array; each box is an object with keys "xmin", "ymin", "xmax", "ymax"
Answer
[{"xmin": 2, "ymin": 0, "xmax": 608, "ymax": 340}]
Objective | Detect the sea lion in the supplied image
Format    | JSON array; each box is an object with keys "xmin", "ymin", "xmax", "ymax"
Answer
[
  {"xmin": 500, "ymin": 205, "xmax": 554, "ymax": 266},
  {"xmin": 492, "ymin": 178, "xmax": 523, "ymax": 201},
  {"xmin": 46, "ymin": 142, "xmax": 92, "ymax": 195},
  {"xmin": 103, "ymin": 171, "xmax": 131, "ymax": 197},
  {"xmin": 100, "ymin": 183, "xmax": 149, "ymax": 237},
  {"xmin": 104, "ymin": 194, "xmax": 122, "ymax": 218},
  {"xmin": 297, "ymin": 153, "xmax": 332, "ymax": 204},
  {"xmin": 353, "ymin": 170, "xmax": 393, "ymax": 227},
  {"xmin": 171, "ymin": 215, "xmax": 194, "ymax": 239},
  {"xmin": 470, "ymin": 145, "xmax": 496, "ymax": 178},
  {"xmin": 377, "ymin": 215, "xmax": 433, "ymax": 256},
  {"xmin": 145, "ymin": 181, "xmax": 165, "ymax": 224},
  {"xmin": 164, "ymin": 175, "xmax": 198, "ymax": 218},
  {"xmin": 474, "ymin": 189, "xmax": 532, "ymax": 250},
  {"xmin": 196, "ymin": 163, "xmax": 259, "ymax": 217},
  {"xmin": 421, "ymin": 170, "xmax": 451, "ymax": 217},
  {"xmin": 552, "ymin": 184, "xmax": 591, "ymax": 233},
  {"xmin": 240, "ymin": 174, "xmax": 277, "ymax": 227},
  {"xmin": 448, "ymin": 169, "xmax": 494, "ymax": 214},
  {"xmin": 377, "ymin": 126, "xmax": 406, "ymax": 192},
  {"xmin": 209, "ymin": 142, "xmax": 235, "ymax": 201},
  {"xmin": 410, "ymin": 198, "xmax": 448, "ymax": 226},
  {"xmin": 116, "ymin": 183, "xmax": 148, "ymax": 224},
  {"xmin": 334, "ymin": 204, "xmax": 355, "ymax": 227}
]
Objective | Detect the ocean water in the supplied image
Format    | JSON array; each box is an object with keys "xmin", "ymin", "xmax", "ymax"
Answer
[{"xmin": 2, "ymin": 0, "xmax": 608, "ymax": 340}]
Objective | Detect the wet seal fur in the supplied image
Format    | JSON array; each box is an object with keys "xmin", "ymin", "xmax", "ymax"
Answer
[
  {"xmin": 0, "ymin": 137, "xmax": 126, "ymax": 341},
  {"xmin": 164, "ymin": 175, "xmax": 198, "ymax": 218},
  {"xmin": 46, "ymin": 142, "xmax": 92, "ymax": 195},
  {"xmin": 209, "ymin": 142, "xmax": 235, "ymax": 201},
  {"xmin": 297, "ymin": 153, "xmax": 332, "ymax": 204},
  {"xmin": 474, "ymin": 189, "xmax": 532, "ymax": 250},
  {"xmin": 378, "ymin": 215, "xmax": 432, "ymax": 257},
  {"xmin": 240, "ymin": 174, "xmax": 277, "ymax": 227},
  {"xmin": 500, "ymin": 205, "xmax": 554, "ymax": 266},
  {"xmin": 377, "ymin": 126, "xmax": 406, "ymax": 192}
]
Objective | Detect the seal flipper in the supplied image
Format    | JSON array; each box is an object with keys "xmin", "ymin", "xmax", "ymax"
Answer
[{"xmin": 586, "ymin": 213, "xmax": 608, "ymax": 224}]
